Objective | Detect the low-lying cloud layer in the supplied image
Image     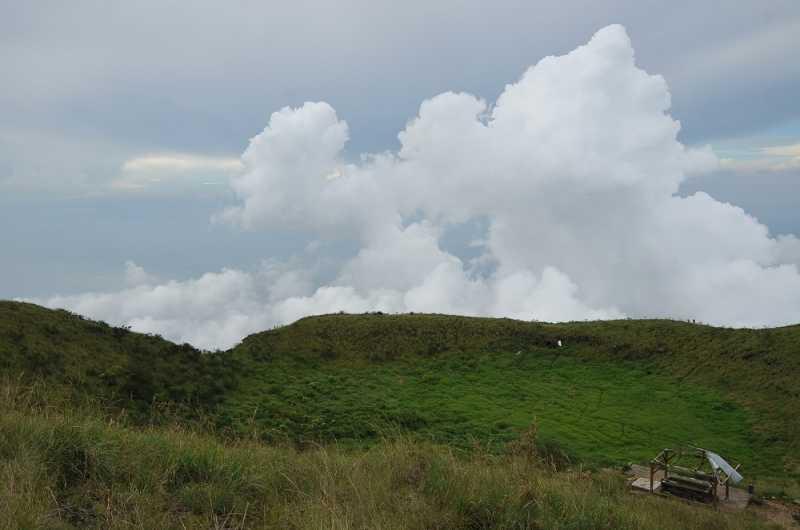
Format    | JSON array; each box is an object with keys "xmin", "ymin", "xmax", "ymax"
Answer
[{"xmin": 37, "ymin": 26, "xmax": 800, "ymax": 350}]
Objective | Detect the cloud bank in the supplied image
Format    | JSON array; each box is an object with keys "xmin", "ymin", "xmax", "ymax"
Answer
[{"xmin": 36, "ymin": 25, "xmax": 800, "ymax": 350}]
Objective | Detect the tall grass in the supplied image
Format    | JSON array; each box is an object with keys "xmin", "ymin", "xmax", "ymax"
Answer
[{"xmin": 0, "ymin": 379, "xmax": 775, "ymax": 530}]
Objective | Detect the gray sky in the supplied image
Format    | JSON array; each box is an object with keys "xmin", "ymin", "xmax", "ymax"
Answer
[{"xmin": 2, "ymin": 1, "xmax": 800, "ymax": 347}]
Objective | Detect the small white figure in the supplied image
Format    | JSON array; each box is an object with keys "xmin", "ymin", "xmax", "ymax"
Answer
[{"xmin": 557, "ymin": 340, "xmax": 563, "ymax": 347}]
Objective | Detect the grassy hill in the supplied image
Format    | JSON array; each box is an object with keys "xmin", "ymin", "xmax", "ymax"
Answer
[
  {"xmin": 0, "ymin": 301, "xmax": 239, "ymax": 421},
  {"xmin": 1, "ymin": 301, "xmax": 799, "ymax": 528},
  {"xmin": 223, "ymin": 313, "xmax": 800, "ymax": 493}
]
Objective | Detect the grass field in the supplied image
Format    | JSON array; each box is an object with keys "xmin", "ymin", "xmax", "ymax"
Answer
[
  {"xmin": 223, "ymin": 351, "xmax": 769, "ymax": 475},
  {"xmin": 224, "ymin": 313, "xmax": 799, "ymax": 493},
  {"xmin": 1, "ymin": 301, "xmax": 799, "ymax": 526},
  {"xmin": 0, "ymin": 379, "xmax": 778, "ymax": 530}
]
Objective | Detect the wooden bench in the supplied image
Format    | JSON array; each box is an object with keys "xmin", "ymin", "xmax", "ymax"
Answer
[{"xmin": 661, "ymin": 474, "xmax": 714, "ymax": 503}]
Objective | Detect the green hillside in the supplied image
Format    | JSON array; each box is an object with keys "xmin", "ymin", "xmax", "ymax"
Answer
[
  {"xmin": 0, "ymin": 301, "xmax": 239, "ymax": 421},
  {"xmin": 1, "ymin": 301, "xmax": 799, "ymax": 528},
  {"xmin": 223, "ymin": 313, "xmax": 800, "ymax": 492}
]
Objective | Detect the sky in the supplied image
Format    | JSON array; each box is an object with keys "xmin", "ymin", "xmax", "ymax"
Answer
[{"xmin": 2, "ymin": 1, "xmax": 800, "ymax": 349}]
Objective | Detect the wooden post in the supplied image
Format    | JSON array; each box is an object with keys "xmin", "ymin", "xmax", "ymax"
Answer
[{"xmin": 650, "ymin": 463, "xmax": 654, "ymax": 493}]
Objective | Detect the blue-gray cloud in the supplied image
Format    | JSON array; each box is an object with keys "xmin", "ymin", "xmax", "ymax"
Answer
[{"xmin": 1, "ymin": 0, "xmax": 799, "ymax": 171}]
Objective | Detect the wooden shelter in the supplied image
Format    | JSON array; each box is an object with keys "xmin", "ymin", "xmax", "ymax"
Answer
[{"xmin": 649, "ymin": 446, "xmax": 742, "ymax": 503}]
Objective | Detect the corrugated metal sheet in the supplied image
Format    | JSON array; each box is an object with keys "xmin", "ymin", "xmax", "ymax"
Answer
[{"xmin": 706, "ymin": 451, "xmax": 743, "ymax": 484}]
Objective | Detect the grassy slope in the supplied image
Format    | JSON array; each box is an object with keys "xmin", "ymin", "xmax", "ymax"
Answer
[
  {"xmin": 0, "ymin": 382, "xmax": 777, "ymax": 530},
  {"xmin": 0, "ymin": 301, "xmax": 239, "ymax": 420},
  {"xmin": 1, "ymin": 301, "xmax": 798, "ymax": 496},
  {"xmin": 226, "ymin": 313, "xmax": 800, "ymax": 489}
]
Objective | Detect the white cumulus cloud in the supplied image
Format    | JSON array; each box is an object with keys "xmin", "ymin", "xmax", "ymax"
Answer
[
  {"xmin": 123, "ymin": 261, "xmax": 159, "ymax": 287},
  {"xmin": 35, "ymin": 25, "xmax": 800, "ymax": 349}
]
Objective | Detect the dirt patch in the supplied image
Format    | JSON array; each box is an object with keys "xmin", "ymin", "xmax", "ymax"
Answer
[{"xmin": 747, "ymin": 499, "xmax": 800, "ymax": 529}]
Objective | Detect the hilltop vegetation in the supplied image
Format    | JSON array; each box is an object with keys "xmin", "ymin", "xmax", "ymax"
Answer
[
  {"xmin": 226, "ymin": 313, "xmax": 799, "ymax": 489},
  {"xmin": 1, "ymin": 301, "xmax": 798, "ymax": 528},
  {"xmin": 0, "ymin": 301, "xmax": 239, "ymax": 421}
]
